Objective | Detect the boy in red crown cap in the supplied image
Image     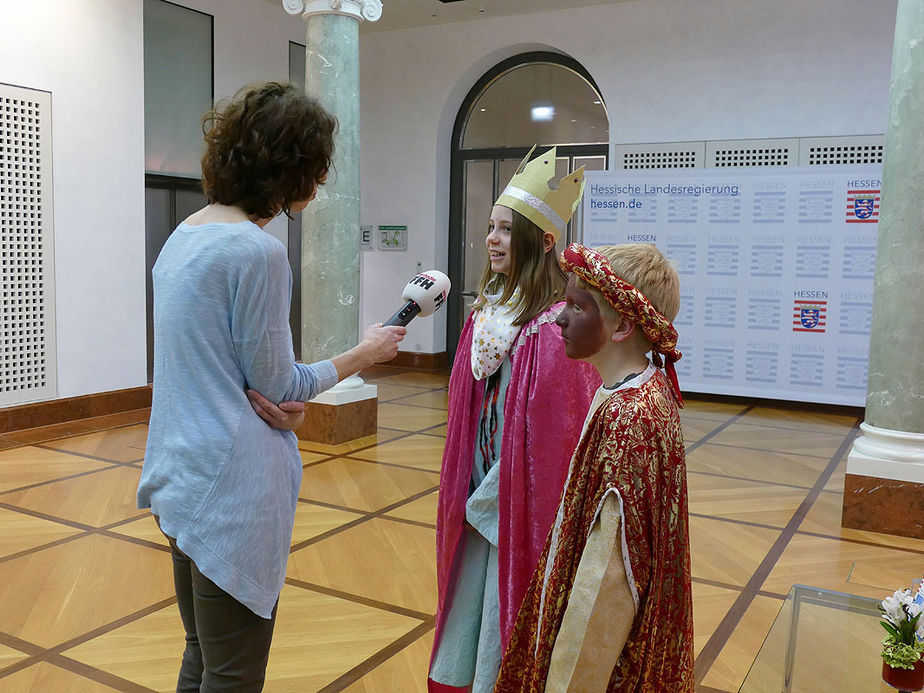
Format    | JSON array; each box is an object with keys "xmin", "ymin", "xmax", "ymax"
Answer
[{"xmin": 495, "ymin": 243, "xmax": 694, "ymax": 693}]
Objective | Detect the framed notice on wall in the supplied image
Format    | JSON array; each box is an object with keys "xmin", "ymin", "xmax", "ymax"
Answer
[
  {"xmin": 378, "ymin": 225, "xmax": 408, "ymax": 251},
  {"xmin": 581, "ymin": 165, "xmax": 882, "ymax": 406}
]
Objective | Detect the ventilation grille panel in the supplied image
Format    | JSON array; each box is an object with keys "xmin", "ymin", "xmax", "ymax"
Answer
[
  {"xmin": 806, "ymin": 145, "xmax": 882, "ymax": 165},
  {"xmin": 614, "ymin": 142, "xmax": 704, "ymax": 170},
  {"xmin": 706, "ymin": 139, "xmax": 798, "ymax": 168},
  {"xmin": 0, "ymin": 83, "xmax": 56, "ymax": 405},
  {"xmin": 799, "ymin": 135, "xmax": 884, "ymax": 166},
  {"xmin": 611, "ymin": 136, "xmax": 884, "ymax": 171}
]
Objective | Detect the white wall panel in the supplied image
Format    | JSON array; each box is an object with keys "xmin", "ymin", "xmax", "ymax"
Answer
[
  {"xmin": 0, "ymin": 0, "xmax": 146, "ymax": 398},
  {"xmin": 0, "ymin": 85, "xmax": 56, "ymax": 405}
]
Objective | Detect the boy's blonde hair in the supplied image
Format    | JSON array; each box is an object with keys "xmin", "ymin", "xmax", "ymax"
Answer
[{"xmin": 575, "ymin": 243, "xmax": 680, "ymax": 324}]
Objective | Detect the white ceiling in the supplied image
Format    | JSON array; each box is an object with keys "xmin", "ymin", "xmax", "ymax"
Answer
[{"xmin": 265, "ymin": 0, "xmax": 632, "ymax": 33}]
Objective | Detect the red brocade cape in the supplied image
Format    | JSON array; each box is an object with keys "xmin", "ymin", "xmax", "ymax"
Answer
[
  {"xmin": 429, "ymin": 304, "xmax": 599, "ymax": 692},
  {"xmin": 495, "ymin": 370, "xmax": 694, "ymax": 693}
]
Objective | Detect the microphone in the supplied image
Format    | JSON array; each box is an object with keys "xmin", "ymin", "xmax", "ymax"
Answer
[{"xmin": 383, "ymin": 270, "xmax": 451, "ymax": 327}]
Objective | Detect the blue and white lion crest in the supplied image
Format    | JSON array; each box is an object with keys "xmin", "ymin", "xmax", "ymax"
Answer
[
  {"xmin": 853, "ymin": 196, "xmax": 875, "ymax": 219},
  {"xmin": 800, "ymin": 308, "xmax": 820, "ymax": 329}
]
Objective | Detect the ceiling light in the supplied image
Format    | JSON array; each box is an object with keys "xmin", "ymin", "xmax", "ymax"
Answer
[{"xmin": 531, "ymin": 106, "xmax": 555, "ymax": 122}]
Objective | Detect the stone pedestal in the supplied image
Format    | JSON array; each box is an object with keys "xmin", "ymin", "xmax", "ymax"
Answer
[
  {"xmin": 843, "ymin": 424, "xmax": 924, "ymax": 539},
  {"xmin": 843, "ymin": 0, "xmax": 924, "ymax": 538},
  {"xmin": 297, "ymin": 377, "xmax": 378, "ymax": 444}
]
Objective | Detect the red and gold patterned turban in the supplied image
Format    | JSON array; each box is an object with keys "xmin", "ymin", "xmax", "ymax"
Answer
[{"xmin": 560, "ymin": 243, "xmax": 684, "ymax": 405}]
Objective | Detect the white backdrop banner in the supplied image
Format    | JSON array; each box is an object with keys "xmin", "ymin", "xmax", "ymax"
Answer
[{"xmin": 581, "ymin": 165, "xmax": 882, "ymax": 406}]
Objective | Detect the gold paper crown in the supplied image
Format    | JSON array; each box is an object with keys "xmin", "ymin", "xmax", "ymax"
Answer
[{"xmin": 494, "ymin": 146, "xmax": 586, "ymax": 242}]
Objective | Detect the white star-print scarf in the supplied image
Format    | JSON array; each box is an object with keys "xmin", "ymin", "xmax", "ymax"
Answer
[{"xmin": 471, "ymin": 291, "xmax": 521, "ymax": 380}]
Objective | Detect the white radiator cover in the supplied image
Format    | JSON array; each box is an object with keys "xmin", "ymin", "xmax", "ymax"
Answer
[{"xmin": 614, "ymin": 134, "xmax": 884, "ymax": 170}]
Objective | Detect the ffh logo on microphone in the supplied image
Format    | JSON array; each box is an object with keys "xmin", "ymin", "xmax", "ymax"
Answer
[
  {"xmin": 410, "ymin": 273, "xmax": 446, "ymax": 309},
  {"xmin": 410, "ymin": 273, "xmax": 436, "ymax": 291}
]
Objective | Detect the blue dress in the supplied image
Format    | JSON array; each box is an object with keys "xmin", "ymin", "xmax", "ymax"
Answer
[{"xmin": 429, "ymin": 359, "xmax": 510, "ymax": 691}]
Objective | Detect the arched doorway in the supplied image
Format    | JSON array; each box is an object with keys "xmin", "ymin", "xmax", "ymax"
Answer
[{"xmin": 447, "ymin": 52, "xmax": 609, "ymax": 359}]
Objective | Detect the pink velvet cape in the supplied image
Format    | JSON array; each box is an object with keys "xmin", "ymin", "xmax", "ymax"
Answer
[{"xmin": 428, "ymin": 303, "xmax": 599, "ymax": 692}]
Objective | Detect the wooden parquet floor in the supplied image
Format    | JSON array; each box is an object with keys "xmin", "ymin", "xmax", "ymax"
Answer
[{"xmin": 0, "ymin": 367, "xmax": 922, "ymax": 692}]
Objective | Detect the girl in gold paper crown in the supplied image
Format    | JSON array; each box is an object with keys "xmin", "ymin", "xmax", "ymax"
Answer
[{"xmin": 429, "ymin": 148, "xmax": 599, "ymax": 692}]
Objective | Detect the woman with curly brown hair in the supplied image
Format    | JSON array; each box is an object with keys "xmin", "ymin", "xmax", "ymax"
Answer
[{"xmin": 137, "ymin": 82, "xmax": 405, "ymax": 692}]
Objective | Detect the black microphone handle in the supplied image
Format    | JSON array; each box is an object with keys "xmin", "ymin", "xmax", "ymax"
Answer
[{"xmin": 383, "ymin": 300, "xmax": 422, "ymax": 327}]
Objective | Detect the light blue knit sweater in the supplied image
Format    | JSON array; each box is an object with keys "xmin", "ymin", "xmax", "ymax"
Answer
[{"xmin": 138, "ymin": 221, "xmax": 337, "ymax": 618}]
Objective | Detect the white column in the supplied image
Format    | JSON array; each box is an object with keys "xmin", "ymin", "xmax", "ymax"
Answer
[{"xmin": 284, "ymin": 0, "xmax": 382, "ymax": 403}]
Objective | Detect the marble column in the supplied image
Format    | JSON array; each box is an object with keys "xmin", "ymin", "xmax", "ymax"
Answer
[
  {"xmin": 842, "ymin": 0, "xmax": 924, "ymax": 538},
  {"xmin": 284, "ymin": 0, "xmax": 382, "ymax": 443}
]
